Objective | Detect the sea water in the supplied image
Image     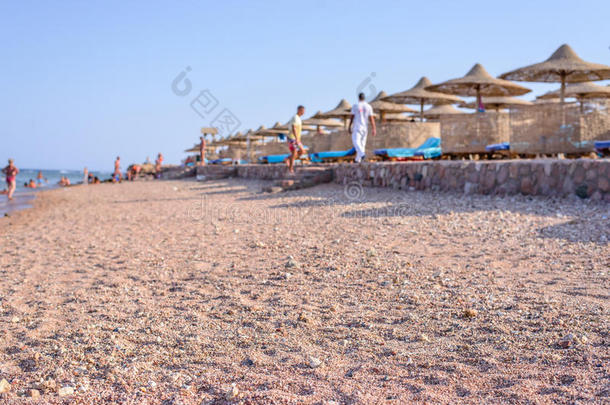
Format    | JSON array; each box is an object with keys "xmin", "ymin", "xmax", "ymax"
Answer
[{"xmin": 1, "ymin": 168, "xmax": 111, "ymax": 216}]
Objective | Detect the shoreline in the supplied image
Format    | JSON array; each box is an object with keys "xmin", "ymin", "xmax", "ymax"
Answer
[{"xmin": 0, "ymin": 190, "xmax": 38, "ymax": 217}]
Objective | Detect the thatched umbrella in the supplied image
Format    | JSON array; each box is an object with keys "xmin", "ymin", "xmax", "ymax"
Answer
[
  {"xmin": 302, "ymin": 114, "xmax": 344, "ymax": 135},
  {"xmin": 215, "ymin": 135, "xmax": 247, "ymax": 146},
  {"xmin": 420, "ymin": 104, "xmax": 465, "ymax": 120},
  {"xmin": 302, "ymin": 114, "xmax": 344, "ymax": 128},
  {"xmin": 215, "ymin": 131, "xmax": 242, "ymax": 145},
  {"xmin": 499, "ymin": 44, "xmax": 610, "ymax": 105},
  {"xmin": 251, "ymin": 123, "xmax": 281, "ymax": 138},
  {"xmin": 315, "ymin": 99, "xmax": 353, "ymax": 128},
  {"xmin": 426, "ymin": 64, "xmax": 531, "ymax": 113},
  {"xmin": 533, "ymin": 98, "xmax": 565, "ymax": 105},
  {"xmin": 369, "ymin": 91, "xmax": 416, "ymax": 122},
  {"xmin": 315, "ymin": 99, "xmax": 352, "ymax": 119},
  {"xmin": 460, "ymin": 96, "xmax": 533, "ymax": 112},
  {"xmin": 200, "ymin": 127, "xmax": 218, "ymax": 136},
  {"xmin": 184, "ymin": 144, "xmax": 201, "ymax": 153},
  {"xmin": 383, "ymin": 113, "xmax": 415, "ymax": 122},
  {"xmin": 383, "ymin": 77, "xmax": 462, "ymax": 121},
  {"xmin": 264, "ymin": 121, "xmax": 315, "ymax": 136},
  {"xmin": 536, "ymin": 81, "xmax": 610, "ymax": 112}
]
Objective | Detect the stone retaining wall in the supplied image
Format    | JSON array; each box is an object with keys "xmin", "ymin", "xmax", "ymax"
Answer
[
  {"xmin": 236, "ymin": 164, "xmax": 292, "ymax": 180},
  {"xmin": 196, "ymin": 159, "xmax": 609, "ymax": 201},
  {"xmin": 334, "ymin": 159, "xmax": 609, "ymax": 202}
]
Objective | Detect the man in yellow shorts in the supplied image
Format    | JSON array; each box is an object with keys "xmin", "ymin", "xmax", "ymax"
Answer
[{"xmin": 285, "ymin": 105, "xmax": 305, "ymax": 173}]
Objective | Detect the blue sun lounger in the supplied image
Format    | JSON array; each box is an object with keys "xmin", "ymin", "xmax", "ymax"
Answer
[
  {"xmin": 258, "ymin": 154, "xmax": 308, "ymax": 164},
  {"xmin": 310, "ymin": 148, "xmax": 356, "ymax": 163},
  {"xmin": 374, "ymin": 138, "xmax": 441, "ymax": 160},
  {"xmin": 415, "ymin": 146, "xmax": 442, "ymax": 159},
  {"xmin": 486, "ymin": 142, "xmax": 510, "ymax": 152},
  {"xmin": 209, "ymin": 158, "xmax": 234, "ymax": 165},
  {"xmin": 259, "ymin": 154, "xmax": 289, "ymax": 164},
  {"xmin": 595, "ymin": 140, "xmax": 610, "ymax": 157},
  {"xmin": 258, "ymin": 146, "xmax": 310, "ymax": 164}
]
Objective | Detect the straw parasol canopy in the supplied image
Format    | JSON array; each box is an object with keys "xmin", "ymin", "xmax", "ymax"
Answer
[
  {"xmin": 200, "ymin": 127, "xmax": 218, "ymax": 135},
  {"xmin": 369, "ymin": 91, "xmax": 416, "ymax": 122},
  {"xmin": 315, "ymin": 99, "xmax": 352, "ymax": 119},
  {"xmin": 499, "ymin": 44, "xmax": 610, "ymax": 105},
  {"xmin": 419, "ymin": 104, "xmax": 465, "ymax": 120},
  {"xmin": 460, "ymin": 96, "xmax": 533, "ymax": 111},
  {"xmin": 538, "ymin": 81, "xmax": 610, "ymax": 100},
  {"xmin": 264, "ymin": 121, "xmax": 315, "ymax": 135},
  {"xmin": 426, "ymin": 64, "xmax": 531, "ymax": 114},
  {"xmin": 246, "ymin": 125, "xmax": 272, "ymax": 140},
  {"xmin": 215, "ymin": 134, "xmax": 248, "ymax": 146},
  {"xmin": 302, "ymin": 113, "xmax": 345, "ymax": 128},
  {"xmin": 184, "ymin": 144, "xmax": 200, "ymax": 153},
  {"xmin": 383, "ymin": 77, "xmax": 463, "ymax": 121},
  {"xmin": 315, "ymin": 99, "xmax": 353, "ymax": 128},
  {"xmin": 537, "ymin": 81, "xmax": 610, "ymax": 112},
  {"xmin": 252, "ymin": 122, "xmax": 283, "ymax": 137},
  {"xmin": 383, "ymin": 113, "xmax": 417, "ymax": 123}
]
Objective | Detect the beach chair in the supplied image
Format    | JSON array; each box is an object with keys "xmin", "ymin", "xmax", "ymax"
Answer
[
  {"xmin": 209, "ymin": 158, "xmax": 234, "ymax": 165},
  {"xmin": 309, "ymin": 148, "xmax": 357, "ymax": 163},
  {"xmin": 595, "ymin": 140, "xmax": 610, "ymax": 157},
  {"xmin": 258, "ymin": 146, "xmax": 310, "ymax": 164},
  {"xmin": 374, "ymin": 138, "xmax": 441, "ymax": 161},
  {"xmin": 415, "ymin": 145, "xmax": 442, "ymax": 159},
  {"xmin": 485, "ymin": 142, "xmax": 510, "ymax": 152},
  {"xmin": 485, "ymin": 142, "xmax": 515, "ymax": 159},
  {"xmin": 258, "ymin": 153, "xmax": 310, "ymax": 164}
]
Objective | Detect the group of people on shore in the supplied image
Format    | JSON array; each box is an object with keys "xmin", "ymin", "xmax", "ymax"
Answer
[
  {"xmin": 2, "ymin": 152, "xmax": 166, "ymax": 202},
  {"xmin": 114, "ymin": 153, "xmax": 164, "ymax": 182},
  {"xmin": 284, "ymin": 92, "xmax": 376, "ymax": 172}
]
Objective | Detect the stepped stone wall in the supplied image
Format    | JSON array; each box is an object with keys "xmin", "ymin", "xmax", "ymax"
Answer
[{"xmin": 195, "ymin": 159, "xmax": 610, "ymax": 201}]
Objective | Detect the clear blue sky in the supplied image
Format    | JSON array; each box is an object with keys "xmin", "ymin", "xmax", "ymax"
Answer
[{"xmin": 1, "ymin": 0, "xmax": 608, "ymax": 171}]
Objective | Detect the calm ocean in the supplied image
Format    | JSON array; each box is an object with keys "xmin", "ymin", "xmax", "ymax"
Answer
[{"xmin": 1, "ymin": 168, "xmax": 111, "ymax": 216}]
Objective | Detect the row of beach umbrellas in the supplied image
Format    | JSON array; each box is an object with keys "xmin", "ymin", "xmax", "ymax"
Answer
[{"xmin": 193, "ymin": 44, "xmax": 610, "ymax": 150}]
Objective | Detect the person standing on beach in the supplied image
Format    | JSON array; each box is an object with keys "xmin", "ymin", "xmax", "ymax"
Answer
[
  {"xmin": 348, "ymin": 92, "xmax": 376, "ymax": 163},
  {"xmin": 155, "ymin": 153, "xmax": 164, "ymax": 179},
  {"xmin": 285, "ymin": 105, "xmax": 306, "ymax": 174},
  {"xmin": 2, "ymin": 159, "xmax": 19, "ymax": 200},
  {"xmin": 83, "ymin": 167, "xmax": 88, "ymax": 185},
  {"xmin": 37, "ymin": 171, "xmax": 45, "ymax": 185},
  {"xmin": 199, "ymin": 136, "xmax": 206, "ymax": 166},
  {"xmin": 114, "ymin": 157, "xmax": 122, "ymax": 182}
]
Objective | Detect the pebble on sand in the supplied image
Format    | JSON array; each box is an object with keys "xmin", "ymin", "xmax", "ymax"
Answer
[
  {"xmin": 225, "ymin": 383, "xmax": 239, "ymax": 400},
  {"xmin": 558, "ymin": 334, "xmax": 576, "ymax": 349},
  {"xmin": 27, "ymin": 389, "xmax": 41, "ymax": 398},
  {"xmin": 286, "ymin": 257, "xmax": 301, "ymax": 269},
  {"xmin": 418, "ymin": 334, "xmax": 430, "ymax": 343},
  {"xmin": 0, "ymin": 379, "xmax": 10, "ymax": 393},
  {"xmin": 58, "ymin": 386, "xmax": 75, "ymax": 396},
  {"xmin": 308, "ymin": 356, "xmax": 323, "ymax": 368}
]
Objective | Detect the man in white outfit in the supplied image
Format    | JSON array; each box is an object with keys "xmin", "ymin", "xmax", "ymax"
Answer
[{"xmin": 348, "ymin": 92, "xmax": 376, "ymax": 163}]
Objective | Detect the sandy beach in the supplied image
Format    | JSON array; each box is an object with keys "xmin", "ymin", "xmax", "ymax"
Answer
[{"xmin": 0, "ymin": 179, "xmax": 608, "ymax": 404}]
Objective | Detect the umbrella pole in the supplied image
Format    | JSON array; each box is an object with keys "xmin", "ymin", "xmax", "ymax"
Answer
[
  {"xmin": 560, "ymin": 72, "xmax": 566, "ymax": 125},
  {"xmin": 420, "ymin": 100, "xmax": 424, "ymax": 122},
  {"xmin": 560, "ymin": 73, "xmax": 566, "ymax": 104}
]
